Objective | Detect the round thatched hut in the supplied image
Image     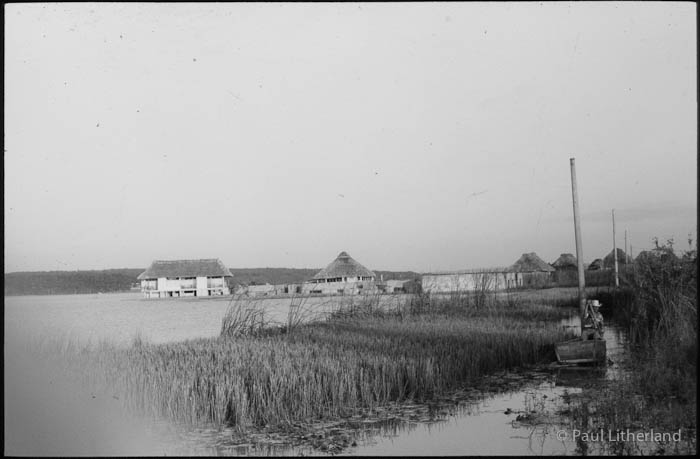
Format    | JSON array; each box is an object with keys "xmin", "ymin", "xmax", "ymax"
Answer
[
  {"xmin": 588, "ymin": 258, "xmax": 604, "ymax": 271},
  {"xmin": 552, "ymin": 253, "xmax": 578, "ymax": 270},
  {"xmin": 305, "ymin": 251, "xmax": 376, "ymax": 294}
]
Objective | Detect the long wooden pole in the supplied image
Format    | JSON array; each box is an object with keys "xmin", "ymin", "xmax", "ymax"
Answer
[
  {"xmin": 570, "ymin": 158, "xmax": 586, "ymax": 334},
  {"xmin": 613, "ymin": 209, "xmax": 619, "ymax": 287},
  {"xmin": 630, "ymin": 239, "xmax": 634, "ymax": 275}
]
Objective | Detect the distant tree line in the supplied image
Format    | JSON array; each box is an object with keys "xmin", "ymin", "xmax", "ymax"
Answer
[{"xmin": 4, "ymin": 269, "xmax": 144, "ymax": 296}]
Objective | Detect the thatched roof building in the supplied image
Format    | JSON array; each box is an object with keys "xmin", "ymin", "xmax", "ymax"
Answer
[
  {"xmin": 137, "ymin": 259, "xmax": 233, "ymax": 280},
  {"xmin": 602, "ymin": 248, "xmax": 632, "ymax": 269},
  {"xmin": 137, "ymin": 259, "xmax": 233, "ymax": 298},
  {"xmin": 509, "ymin": 253, "xmax": 555, "ymax": 273},
  {"xmin": 552, "ymin": 253, "xmax": 578, "ymax": 270},
  {"xmin": 310, "ymin": 251, "xmax": 375, "ymax": 282},
  {"xmin": 588, "ymin": 258, "xmax": 604, "ymax": 271}
]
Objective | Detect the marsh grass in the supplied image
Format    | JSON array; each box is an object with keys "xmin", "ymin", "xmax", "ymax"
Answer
[
  {"xmin": 562, "ymin": 242, "xmax": 697, "ymax": 455},
  {"xmin": 40, "ymin": 292, "xmax": 576, "ymax": 434},
  {"xmin": 286, "ymin": 293, "xmax": 325, "ymax": 333},
  {"xmin": 564, "ymin": 378, "xmax": 697, "ymax": 456},
  {"xmin": 220, "ymin": 295, "xmax": 272, "ymax": 337}
]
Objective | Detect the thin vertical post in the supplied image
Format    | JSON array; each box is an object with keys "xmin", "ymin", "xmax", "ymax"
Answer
[
  {"xmin": 630, "ymin": 236, "xmax": 634, "ymax": 275},
  {"xmin": 570, "ymin": 158, "xmax": 586, "ymax": 334},
  {"xmin": 613, "ymin": 209, "xmax": 619, "ymax": 287},
  {"xmin": 625, "ymin": 228, "xmax": 630, "ymax": 276},
  {"xmin": 629, "ymin": 231, "xmax": 633, "ymax": 260}
]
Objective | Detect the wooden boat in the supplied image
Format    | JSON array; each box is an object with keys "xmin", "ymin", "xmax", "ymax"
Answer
[{"xmin": 555, "ymin": 337, "xmax": 606, "ymax": 365}]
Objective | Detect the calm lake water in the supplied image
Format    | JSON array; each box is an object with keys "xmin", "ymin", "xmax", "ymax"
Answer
[
  {"xmin": 4, "ymin": 292, "xmax": 629, "ymax": 456},
  {"xmin": 4, "ymin": 291, "xmax": 365, "ymax": 346}
]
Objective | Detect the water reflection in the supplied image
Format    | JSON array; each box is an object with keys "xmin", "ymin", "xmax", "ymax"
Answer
[
  {"xmin": 155, "ymin": 378, "xmax": 588, "ymax": 456},
  {"xmin": 351, "ymin": 382, "xmax": 583, "ymax": 456}
]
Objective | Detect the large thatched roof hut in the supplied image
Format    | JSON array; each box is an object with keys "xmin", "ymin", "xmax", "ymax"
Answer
[
  {"xmin": 310, "ymin": 251, "xmax": 375, "ymax": 283},
  {"xmin": 138, "ymin": 259, "xmax": 232, "ymax": 280},
  {"xmin": 137, "ymin": 259, "xmax": 232, "ymax": 298},
  {"xmin": 304, "ymin": 251, "xmax": 377, "ymax": 295}
]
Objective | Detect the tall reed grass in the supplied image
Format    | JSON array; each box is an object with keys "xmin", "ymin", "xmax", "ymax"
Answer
[{"xmin": 44, "ymin": 293, "xmax": 575, "ymax": 432}]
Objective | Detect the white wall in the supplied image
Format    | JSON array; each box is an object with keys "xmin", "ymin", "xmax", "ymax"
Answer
[
  {"xmin": 143, "ymin": 276, "xmax": 230, "ymax": 297},
  {"xmin": 422, "ymin": 272, "xmax": 517, "ymax": 293},
  {"xmin": 196, "ymin": 277, "xmax": 208, "ymax": 296},
  {"xmin": 165, "ymin": 278, "xmax": 183, "ymax": 291},
  {"xmin": 208, "ymin": 277, "xmax": 224, "ymax": 288}
]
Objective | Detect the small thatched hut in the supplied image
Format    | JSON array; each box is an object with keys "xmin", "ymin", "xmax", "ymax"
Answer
[
  {"xmin": 588, "ymin": 258, "xmax": 604, "ymax": 271},
  {"xmin": 603, "ymin": 248, "xmax": 632, "ymax": 269},
  {"xmin": 552, "ymin": 253, "xmax": 578, "ymax": 270},
  {"xmin": 551, "ymin": 253, "xmax": 578, "ymax": 286},
  {"xmin": 509, "ymin": 252, "xmax": 555, "ymax": 288}
]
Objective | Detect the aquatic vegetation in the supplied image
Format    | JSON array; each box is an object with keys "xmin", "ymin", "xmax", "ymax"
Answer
[{"xmin": 45, "ymin": 294, "xmax": 574, "ymax": 433}]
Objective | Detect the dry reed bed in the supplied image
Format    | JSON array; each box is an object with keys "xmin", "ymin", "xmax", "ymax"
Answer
[{"xmin": 53, "ymin": 298, "xmax": 574, "ymax": 432}]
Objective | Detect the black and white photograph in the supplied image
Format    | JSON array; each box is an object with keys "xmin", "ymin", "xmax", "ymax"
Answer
[{"xmin": 4, "ymin": 2, "xmax": 697, "ymax": 456}]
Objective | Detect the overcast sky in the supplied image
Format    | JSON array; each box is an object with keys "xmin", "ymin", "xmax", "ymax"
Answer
[{"xmin": 5, "ymin": 2, "xmax": 696, "ymax": 273}]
